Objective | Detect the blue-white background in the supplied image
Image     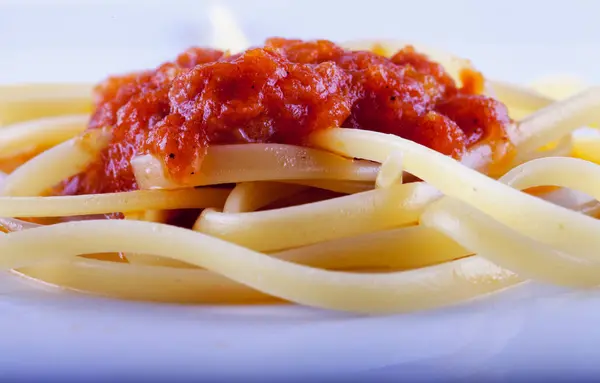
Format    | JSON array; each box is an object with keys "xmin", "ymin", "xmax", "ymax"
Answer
[
  {"xmin": 1, "ymin": 1, "xmax": 600, "ymax": 382},
  {"xmin": 2, "ymin": 0, "xmax": 600, "ymax": 83}
]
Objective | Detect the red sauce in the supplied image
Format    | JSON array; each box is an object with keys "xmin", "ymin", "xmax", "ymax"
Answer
[{"xmin": 61, "ymin": 39, "xmax": 512, "ymax": 195}]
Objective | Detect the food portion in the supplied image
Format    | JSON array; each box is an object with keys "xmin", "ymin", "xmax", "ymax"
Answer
[
  {"xmin": 1, "ymin": 37, "xmax": 600, "ymax": 314},
  {"xmin": 62, "ymin": 38, "xmax": 511, "ymax": 195}
]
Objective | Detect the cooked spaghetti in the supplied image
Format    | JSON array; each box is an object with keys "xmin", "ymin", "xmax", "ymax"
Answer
[{"xmin": 2, "ymin": 38, "xmax": 600, "ymax": 314}]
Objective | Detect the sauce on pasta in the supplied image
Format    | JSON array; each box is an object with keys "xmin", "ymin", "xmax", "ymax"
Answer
[{"xmin": 61, "ymin": 38, "xmax": 512, "ymax": 196}]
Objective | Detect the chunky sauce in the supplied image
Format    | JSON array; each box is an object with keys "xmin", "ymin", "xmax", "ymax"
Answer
[{"xmin": 61, "ymin": 39, "xmax": 511, "ymax": 195}]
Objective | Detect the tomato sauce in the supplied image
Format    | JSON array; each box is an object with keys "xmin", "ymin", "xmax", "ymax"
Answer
[{"xmin": 61, "ymin": 39, "xmax": 512, "ymax": 195}]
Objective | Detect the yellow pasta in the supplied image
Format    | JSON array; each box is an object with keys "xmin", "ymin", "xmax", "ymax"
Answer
[
  {"xmin": 0, "ymin": 114, "xmax": 88, "ymax": 160},
  {"xmin": 1, "ymin": 38, "xmax": 600, "ymax": 315},
  {"xmin": 194, "ymin": 182, "xmax": 440, "ymax": 251},
  {"xmin": 0, "ymin": 83, "xmax": 93, "ymax": 126}
]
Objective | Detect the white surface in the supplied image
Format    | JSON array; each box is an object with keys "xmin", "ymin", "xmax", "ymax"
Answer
[
  {"xmin": 4, "ymin": 273, "xmax": 600, "ymax": 382},
  {"xmin": 1, "ymin": 1, "xmax": 600, "ymax": 381},
  {"xmin": 2, "ymin": 0, "xmax": 600, "ymax": 83}
]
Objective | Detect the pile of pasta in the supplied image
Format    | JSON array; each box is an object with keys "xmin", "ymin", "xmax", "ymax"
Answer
[{"xmin": 0, "ymin": 40, "xmax": 599, "ymax": 314}]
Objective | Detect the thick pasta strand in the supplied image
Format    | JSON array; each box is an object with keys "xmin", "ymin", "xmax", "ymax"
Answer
[
  {"xmin": 223, "ymin": 182, "xmax": 307, "ymax": 213},
  {"xmin": 0, "ymin": 83, "xmax": 92, "ymax": 126},
  {"xmin": 421, "ymin": 197, "xmax": 600, "ymax": 287},
  {"xmin": 513, "ymin": 87, "xmax": 600, "ymax": 155},
  {"xmin": 15, "ymin": 259, "xmax": 277, "ymax": 304},
  {"xmin": 376, "ymin": 151, "xmax": 404, "ymax": 189},
  {"xmin": 132, "ymin": 145, "xmax": 380, "ymax": 189},
  {"xmin": 194, "ymin": 182, "xmax": 440, "ymax": 251},
  {"xmin": 0, "ymin": 114, "xmax": 88, "ymax": 160},
  {"xmin": 0, "ymin": 219, "xmax": 520, "ymax": 313},
  {"xmin": 500, "ymin": 157, "xmax": 600, "ymax": 200},
  {"xmin": 2, "ymin": 127, "xmax": 111, "ymax": 197},
  {"xmin": 0, "ymin": 188, "xmax": 229, "ymax": 217},
  {"xmin": 280, "ymin": 179, "xmax": 374, "ymax": 194},
  {"xmin": 311, "ymin": 129, "xmax": 600, "ymax": 259},
  {"xmin": 14, "ymin": 225, "xmax": 470, "ymax": 304},
  {"xmin": 490, "ymin": 81, "xmax": 554, "ymax": 115},
  {"xmin": 275, "ymin": 225, "xmax": 468, "ymax": 271},
  {"xmin": 572, "ymin": 135, "xmax": 600, "ymax": 164},
  {"xmin": 512, "ymin": 135, "xmax": 572, "ymax": 166}
]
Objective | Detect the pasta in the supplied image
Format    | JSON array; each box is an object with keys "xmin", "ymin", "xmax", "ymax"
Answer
[{"xmin": 1, "ymin": 37, "xmax": 600, "ymax": 314}]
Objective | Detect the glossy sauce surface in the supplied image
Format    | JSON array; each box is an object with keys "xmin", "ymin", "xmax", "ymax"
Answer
[{"xmin": 61, "ymin": 39, "xmax": 512, "ymax": 195}]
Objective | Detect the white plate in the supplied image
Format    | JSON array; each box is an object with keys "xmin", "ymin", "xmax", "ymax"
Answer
[
  {"xmin": 2, "ymin": 1, "xmax": 600, "ymax": 381},
  {"xmin": 3, "ymin": 272, "xmax": 600, "ymax": 381}
]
